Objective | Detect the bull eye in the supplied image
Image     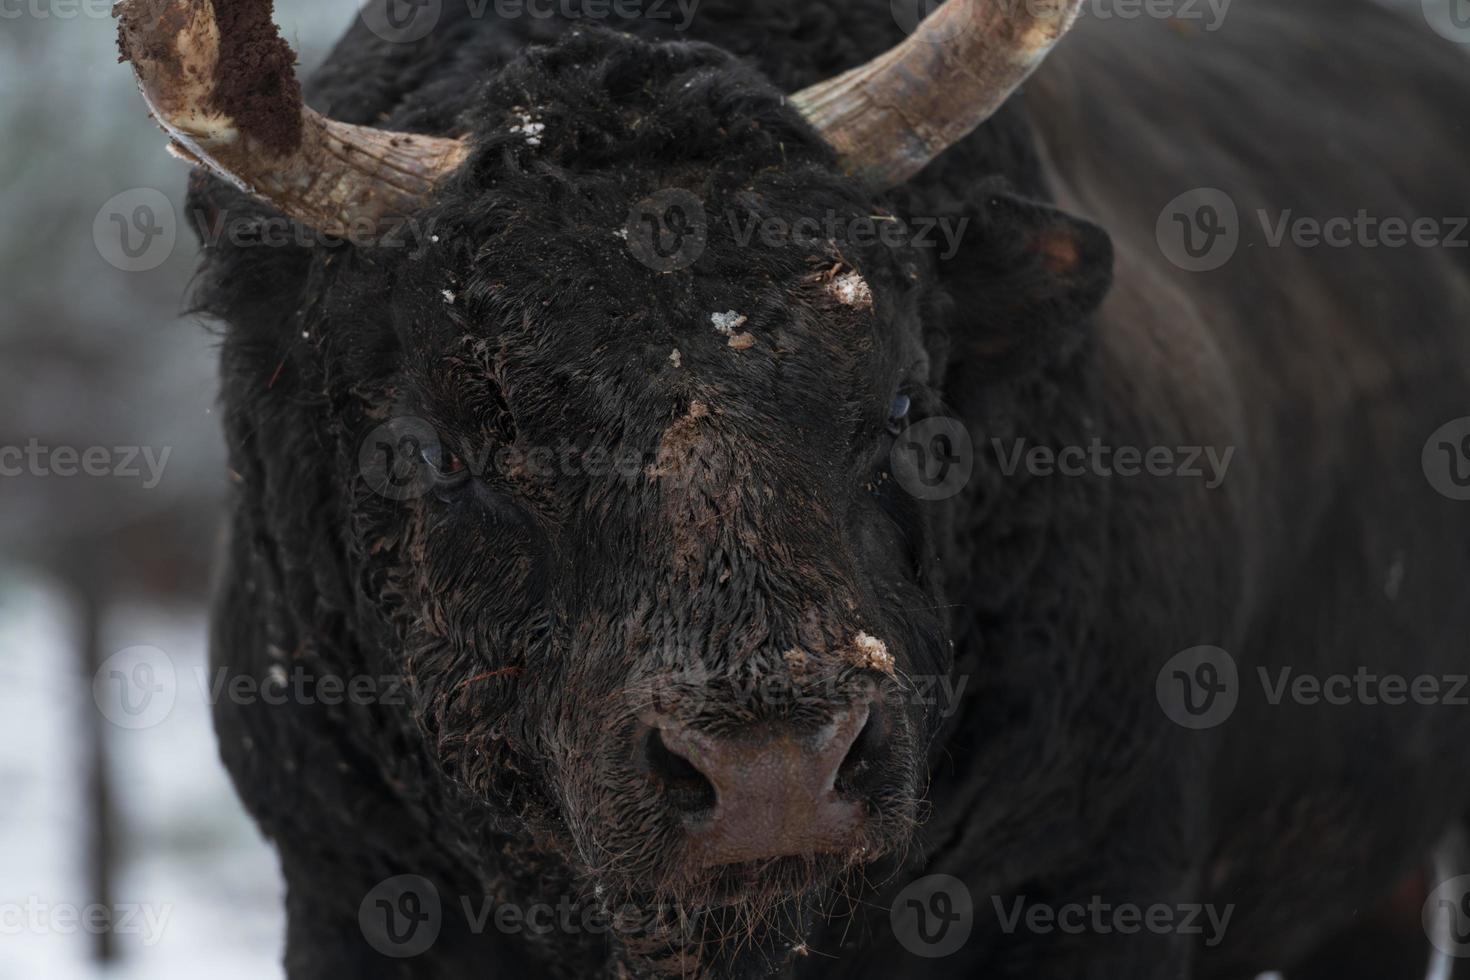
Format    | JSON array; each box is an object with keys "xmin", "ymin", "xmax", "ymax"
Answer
[
  {"xmin": 420, "ymin": 443, "xmax": 470, "ymax": 487},
  {"xmin": 886, "ymin": 393, "xmax": 912, "ymax": 434}
]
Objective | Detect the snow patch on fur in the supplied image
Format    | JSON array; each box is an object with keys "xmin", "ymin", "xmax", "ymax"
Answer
[
  {"xmin": 710, "ymin": 310, "xmax": 747, "ymax": 335},
  {"xmin": 509, "ymin": 107, "xmax": 545, "ymax": 146},
  {"xmin": 852, "ymin": 632, "xmax": 894, "ymax": 673},
  {"xmin": 829, "ymin": 270, "xmax": 873, "ymax": 309}
]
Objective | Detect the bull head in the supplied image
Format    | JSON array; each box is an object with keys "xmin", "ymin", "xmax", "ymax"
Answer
[
  {"xmin": 117, "ymin": 0, "xmax": 1083, "ymax": 238},
  {"xmin": 121, "ymin": 2, "xmax": 1110, "ymax": 977}
]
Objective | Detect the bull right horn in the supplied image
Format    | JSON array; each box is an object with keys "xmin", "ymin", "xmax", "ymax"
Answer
[
  {"xmin": 792, "ymin": 0, "xmax": 1086, "ymax": 188},
  {"xmin": 116, "ymin": 0, "xmax": 469, "ymax": 239}
]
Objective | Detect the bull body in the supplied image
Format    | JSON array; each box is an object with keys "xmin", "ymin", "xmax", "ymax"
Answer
[{"xmin": 202, "ymin": 1, "xmax": 1470, "ymax": 977}]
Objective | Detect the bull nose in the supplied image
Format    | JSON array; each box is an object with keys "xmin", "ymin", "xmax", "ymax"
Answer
[{"xmin": 635, "ymin": 701, "xmax": 880, "ymax": 866}]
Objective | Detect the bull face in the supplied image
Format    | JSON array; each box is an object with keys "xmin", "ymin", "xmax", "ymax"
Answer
[
  {"xmin": 333, "ymin": 33, "xmax": 954, "ymax": 971},
  {"xmin": 129, "ymin": 0, "xmax": 1102, "ymax": 972}
]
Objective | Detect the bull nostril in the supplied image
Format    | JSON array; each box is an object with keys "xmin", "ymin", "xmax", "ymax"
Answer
[
  {"xmin": 639, "ymin": 726, "xmax": 717, "ymax": 815},
  {"xmin": 836, "ymin": 699, "xmax": 886, "ymax": 792}
]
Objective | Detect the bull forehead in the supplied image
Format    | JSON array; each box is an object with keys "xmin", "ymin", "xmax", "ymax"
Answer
[
  {"xmin": 480, "ymin": 277, "xmax": 888, "ymax": 460},
  {"xmin": 644, "ymin": 398, "xmax": 842, "ymax": 567},
  {"xmin": 424, "ymin": 220, "xmax": 903, "ymax": 588},
  {"xmin": 495, "ymin": 333, "xmax": 877, "ymax": 597}
]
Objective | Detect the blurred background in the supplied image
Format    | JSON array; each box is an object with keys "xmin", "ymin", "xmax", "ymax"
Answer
[
  {"xmin": 0, "ymin": 0, "xmax": 1461, "ymax": 977},
  {"xmin": 0, "ymin": 3, "xmax": 359, "ymax": 976}
]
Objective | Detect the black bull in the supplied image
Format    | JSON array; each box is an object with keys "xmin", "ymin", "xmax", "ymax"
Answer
[{"xmin": 201, "ymin": 1, "xmax": 1470, "ymax": 978}]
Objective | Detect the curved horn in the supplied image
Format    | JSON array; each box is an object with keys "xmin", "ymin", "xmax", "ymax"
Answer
[
  {"xmin": 116, "ymin": 0, "xmax": 469, "ymax": 239},
  {"xmin": 791, "ymin": 0, "xmax": 1085, "ymax": 188}
]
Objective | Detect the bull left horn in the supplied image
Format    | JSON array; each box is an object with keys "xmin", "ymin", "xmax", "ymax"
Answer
[{"xmin": 116, "ymin": 0, "xmax": 469, "ymax": 239}]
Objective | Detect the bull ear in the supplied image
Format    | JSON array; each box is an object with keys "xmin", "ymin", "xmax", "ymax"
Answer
[{"xmin": 937, "ymin": 187, "xmax": 1113, "ymax": 379}]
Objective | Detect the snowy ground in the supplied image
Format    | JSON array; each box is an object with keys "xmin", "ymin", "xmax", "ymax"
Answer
[
  {"xmin": 0, "ymin": 2, "xmax": 350, "ymax": 973},
  {"xmin": 0, "ymin": 569, "xmax": 285, "ymax": 980}
]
